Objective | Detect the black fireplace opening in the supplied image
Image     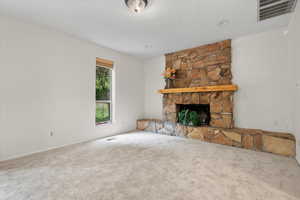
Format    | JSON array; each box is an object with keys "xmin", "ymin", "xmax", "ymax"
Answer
[{"xmin": 177, "ymin": 104, "xmax": 210, "ymax": 126}]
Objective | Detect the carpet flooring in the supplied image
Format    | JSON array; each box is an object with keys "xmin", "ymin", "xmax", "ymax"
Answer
[{"xmin": 1, "ymin": 132, "xmax": 300, "ymax": 200}]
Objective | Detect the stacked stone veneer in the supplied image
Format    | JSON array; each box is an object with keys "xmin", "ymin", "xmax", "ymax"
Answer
[
  {"xmin": 137, "ymin": 119, "xmax": 296, "ymax": 157},
  {"xmin": 163, "ymin": 40, "xmax": 234, "ymax": 128},
  {"xmin": 166, "ymin": 40, "xmax": 232, "ymax": 88}
]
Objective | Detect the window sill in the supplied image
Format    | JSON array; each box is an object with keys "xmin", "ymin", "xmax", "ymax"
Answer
[{"xmin": 96, "ymin": 121, "xmax": 112, "ymax": 126}]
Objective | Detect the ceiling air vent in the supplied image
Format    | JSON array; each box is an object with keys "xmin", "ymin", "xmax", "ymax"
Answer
[{"xmin": 259, "ymin": 0, "xmax": 298, "ymax": 21}]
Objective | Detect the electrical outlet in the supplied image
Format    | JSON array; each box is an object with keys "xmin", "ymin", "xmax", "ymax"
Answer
[{"xmin": 50, "ymin": 131, "xmax": 54, "ymax": 137}]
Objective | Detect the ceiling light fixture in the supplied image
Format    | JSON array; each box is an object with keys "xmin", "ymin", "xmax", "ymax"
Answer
[{"xmin": 125, "ymin": 0, "xmax": 148, "ymax": 13}]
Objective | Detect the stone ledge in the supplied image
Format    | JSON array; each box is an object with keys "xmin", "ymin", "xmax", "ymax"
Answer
[{"xmin": 136, "ymin": 119, "xmax": 296, "ymax": 157}]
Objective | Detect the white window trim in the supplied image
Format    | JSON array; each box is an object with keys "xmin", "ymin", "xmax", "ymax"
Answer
[{"xmin": 96, "ymin": 65, "xmax": 113, "ymax": 125}]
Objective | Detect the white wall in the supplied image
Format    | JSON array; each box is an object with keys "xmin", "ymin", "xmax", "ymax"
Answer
[
  {"xmin": 232, "ymin": 28, "xmax": 293, "ymax": 133},
  {"xmin": 1, "ymin": 14, "xmax": 298, "ymax": 162},
  {"xmin": 143, "ymin": 56, "xmax": 165, "ymax": 119},
  {"xmin": 288, "ymin": 3, "xmax": 300, "ymax": 163},
  {"xmin": 143, "ymin": 29, "xmax": 294, "ymax": 133},
  {"xmin": 0, "ymin": 16, "xmax": 144, "ymax": 161}
]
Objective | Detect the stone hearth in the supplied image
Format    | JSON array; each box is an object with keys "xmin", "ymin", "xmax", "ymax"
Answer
[{"xmin": 137, "ymin": 119, "xmax": 296, "ymax": 157}]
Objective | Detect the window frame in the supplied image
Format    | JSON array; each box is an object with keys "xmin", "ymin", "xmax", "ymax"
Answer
[{"xmin": 95, "ymin": 64, "xmax": 113, "ymax": 125}]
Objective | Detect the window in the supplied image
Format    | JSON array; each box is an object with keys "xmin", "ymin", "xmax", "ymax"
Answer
[{"xmin": 96, "ymin": 58, "xmax": 113, "ymax": 124}]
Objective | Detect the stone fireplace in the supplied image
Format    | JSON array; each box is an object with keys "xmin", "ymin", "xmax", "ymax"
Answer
[
  {"xmin": 136, "ymin": 39, "xmax": 296, "ymax": 158},
  {"xmin": 163, "ymin": 40, "xmax": 234, "ymax": 128}
]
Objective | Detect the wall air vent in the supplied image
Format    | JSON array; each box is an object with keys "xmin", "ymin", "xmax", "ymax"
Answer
[{"xmin": 259, "ymin": 0, "xmax": 298, "ymax": 21}]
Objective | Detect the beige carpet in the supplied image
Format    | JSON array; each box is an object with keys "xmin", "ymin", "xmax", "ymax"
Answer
[{"xmin": 1, "ymin": 132, "xmax": 300, "ymax": 200}]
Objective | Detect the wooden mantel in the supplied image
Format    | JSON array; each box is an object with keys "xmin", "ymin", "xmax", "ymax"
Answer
[{"xmin": 158, "ymin": 84, "xmax": 238, "ymax": 94}]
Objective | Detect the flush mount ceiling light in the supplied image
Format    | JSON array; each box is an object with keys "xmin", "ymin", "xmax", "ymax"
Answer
[{"xmin": 125, "ymin": 0, "xmax": 148, "ymax": 13}]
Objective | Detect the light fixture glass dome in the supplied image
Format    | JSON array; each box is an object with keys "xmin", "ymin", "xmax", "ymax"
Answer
[{"xmin": 125, "ymin": 0, "xmax": 148, "ymax": 13}]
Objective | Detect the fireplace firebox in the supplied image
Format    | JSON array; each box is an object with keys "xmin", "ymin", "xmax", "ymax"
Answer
[{"xmin": 177, "ymin": 104, "xmax": 210, "ymax": 126}]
